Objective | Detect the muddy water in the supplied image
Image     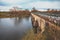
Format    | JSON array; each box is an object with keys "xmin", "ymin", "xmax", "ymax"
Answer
[{"xmin": 0, "ymin": 16, "xmax": 32, "ymax": 40}]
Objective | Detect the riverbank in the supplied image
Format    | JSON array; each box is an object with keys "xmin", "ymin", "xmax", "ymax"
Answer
[
  {"xmin": 22, "ymin": 27, "xmax": 60, "ymax": 40},
  {"xmin": 22, "ymin": 29, "xmax": 47, "ymax": 40},
  {"xmin": 0, "ymin": 11, "xmax": 31, "ymax": 18}
]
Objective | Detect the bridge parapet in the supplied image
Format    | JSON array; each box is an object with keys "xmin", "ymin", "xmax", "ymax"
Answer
[{"xmin": 31, "ymin": 12, "xmax": 60, "ymax": 26}]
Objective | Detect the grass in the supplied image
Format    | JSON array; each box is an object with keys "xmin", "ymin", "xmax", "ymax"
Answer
[
  {"xmin": 22, "ymin": 29, "xmax": 47, "ymax": 40},
  {"xmin": 22, "ymin": 26, "xmax": 59, "ymax": 40}
]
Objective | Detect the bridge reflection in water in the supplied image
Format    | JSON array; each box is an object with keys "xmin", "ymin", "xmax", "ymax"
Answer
[
  {"xmin": 0, "ymin": 16, "xmax": 32, "ymax": 40},
  {"xmin": 31, "ymin": 13, "xmax": 60, "ymax": 40}
]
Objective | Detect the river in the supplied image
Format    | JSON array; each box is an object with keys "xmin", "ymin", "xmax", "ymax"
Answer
[{"xmin": 0, "ymin": 16, "xmax": 32, "ymax": 40}]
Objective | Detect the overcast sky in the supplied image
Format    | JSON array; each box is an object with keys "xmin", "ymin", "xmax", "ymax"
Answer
[{"xmin": 0, "ymin": 0, "xmax": 60, "ymax": 11}]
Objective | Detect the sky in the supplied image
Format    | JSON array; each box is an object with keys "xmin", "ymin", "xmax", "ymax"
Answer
[{"xmin": 0, "ymin": 0, "xmax": 60, "ymax": 11}]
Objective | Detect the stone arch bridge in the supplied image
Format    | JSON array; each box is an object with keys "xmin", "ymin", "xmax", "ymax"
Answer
[{"xmin": 31, "ymin": 12, "xmax": 60, "ymax": 40}]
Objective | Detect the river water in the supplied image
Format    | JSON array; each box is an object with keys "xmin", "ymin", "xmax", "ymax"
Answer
[{"xmin": 0, "ymin": 16, "xmax": 32, "ymax": 40}]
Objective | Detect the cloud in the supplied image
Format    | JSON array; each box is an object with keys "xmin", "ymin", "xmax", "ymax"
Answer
[
  {"xmin": 0, "ymin": 0, "xmax": 31, "ymax": 5},
  {"xmin": 0, "ymin": 6, "xmax": 11, "ymax": 11},
  {"xmin": 0, "ymin": 5, "xmax": 22, "ymax": 11},
  {"xmin": 0, "ymin": 0, "xmax": 60, "ymax": 11},
  {"xmin": 23, "ymin": 1, "xmax": 60, "ymax": 9}
]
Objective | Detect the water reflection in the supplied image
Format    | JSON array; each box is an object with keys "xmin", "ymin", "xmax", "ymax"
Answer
[
  {"xmin": 0, "ymin": 18, "xmax": 15, "ymax": 27},
  {"xmin": 0, "ymin": 16, "xmax": 32, "ymax": 40}
]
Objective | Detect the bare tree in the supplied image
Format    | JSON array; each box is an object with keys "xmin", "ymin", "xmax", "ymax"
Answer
[{"xmin": 31, "ymin": 7, "xmax": 38, "ymax": 12}]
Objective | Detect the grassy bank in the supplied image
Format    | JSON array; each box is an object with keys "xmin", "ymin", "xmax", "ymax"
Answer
[
  {"xmin": 22, "ymin": 27, "xmax": 59, "ymax": 40},
  {"xmin": 22, "ymin": 29, "xmax": 47, "ymax": 40}
]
